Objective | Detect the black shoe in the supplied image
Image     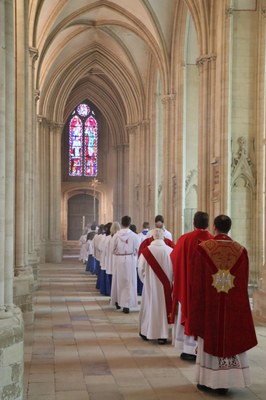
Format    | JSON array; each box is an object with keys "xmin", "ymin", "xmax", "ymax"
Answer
[
  {"xmin": 157, "ymin": 338, "xmax": 167, "ymax": 345},
  {"xmin": 122, "ymin": 307, "xmax": 130, "ymax": 314},
  {"xmin": 216, "ymin": 388, "xmax": 229, "ymax": 395},
  {"xmin": 180, "ymin": 352, "xmax": 196, "ymax": 362},
  {"xmin": 115, "ymin": 302, "xmax": 121, "ymax": 310},
  {"xmin": 139, "ymin": 332, "xmax": 148, "ymax": 341},
  {"xmin": 197, "ymin": 384, "xmax": 228, "ymax": 395},
  {"xmin": 197, "ymin": 384, "xmax": 212, "ymax": 392}
]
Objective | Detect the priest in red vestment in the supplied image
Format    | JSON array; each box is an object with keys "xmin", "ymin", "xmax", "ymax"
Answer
[
  {"xmin": 171, "ymin": 211, "xmax": 213, "ymax": 361},
  {"xmin": 189, "ymin": 215, "xmax": 257, "ymax": 394}
]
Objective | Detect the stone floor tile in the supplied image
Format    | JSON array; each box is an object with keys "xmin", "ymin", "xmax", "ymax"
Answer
[{"xmin": 24, "ymin": 260, "xmax": 266, "ymax": 400}]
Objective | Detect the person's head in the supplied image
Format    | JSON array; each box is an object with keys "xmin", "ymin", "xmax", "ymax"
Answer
[
  {"xmin": 193, "ymin": 211, "xmax": 209, "ymax": 230},
  {"xmin": 90, "ymin": 223, "xmax": 97, "ymax": 231},
  {"xmin": 129, "ymin": 224, "xmax": 137, "ymax": 233},
  {"xmin": 98, "ymin": 224, "xmax": 105, "ymax": 234},
  {"xmin": 152, "ymin": 228, "xmax": 164, "ymax": 241},
  {"xmin": 214, "ymin": 215, "xmax": 232, "ymax": 234},
  {"xmin": 155, "ymin": 215, "xmax": 164, "ymax": 228},
  {"xmin": 121, "ymin": 215, "xmax": 131, "ymax": 228},
  {"xmin": 104, "ymin": 222, "xmax": 112, "ymax": 236},
  {"xmin": 142, "ymin": 221, "xmax": 150, "ymax": 229},
  {"xmin": 111, "ymin": 221, "xmax": 121, "ymax": 236}
]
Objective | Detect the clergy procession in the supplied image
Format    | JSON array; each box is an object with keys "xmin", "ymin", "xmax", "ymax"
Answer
[{"xmin": 79, "ymin": 212, "xmax": 257, "ymax": 396}]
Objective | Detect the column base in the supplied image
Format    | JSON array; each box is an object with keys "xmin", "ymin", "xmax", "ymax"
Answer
[
  {"xmin": 13, "ymin": 267, "xmax": 34, "ymax": 325},
  {"xmin": 45, "ymin": 240, "xmax": 63, "ymax": 263},
  {"xmin": 0, "ymin": 306, "xmax": 24, "ymax": 400},
  {"xmin": 253, "ymin": 290, "xmax": 266, "ymax": 324}
]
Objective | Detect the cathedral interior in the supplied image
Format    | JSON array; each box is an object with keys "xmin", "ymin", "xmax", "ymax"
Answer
[{"xmin": 1, "ymin": 0, "xmax": 266, "ymax": 399}]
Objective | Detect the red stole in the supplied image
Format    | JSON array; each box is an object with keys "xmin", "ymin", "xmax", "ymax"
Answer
[
  {"xmin": 142, "ymin": 247, "xmax": 172, "ymax": 323},
  {"xmin": 138, "ymin": 236, "xmax": 174, "ymax": 257}
]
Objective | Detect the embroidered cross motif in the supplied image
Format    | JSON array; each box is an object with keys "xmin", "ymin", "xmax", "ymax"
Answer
[{"xmin": 212, "ymin": 269, "xmax": 235, "ymax": 293}]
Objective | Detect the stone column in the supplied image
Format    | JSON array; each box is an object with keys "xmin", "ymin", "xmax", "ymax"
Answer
[
  {"xmin": 45, "ymin": 121, "xmax": 63, "ymax": 262},
  {"xmin": 161, "ymin": 94, "xmax": 176, "ymax": 236},
  {"xmin": 37, "ymin": 116, "xmax": 49, "ymax": 263},
  {"xmin": 252, "ymin": 4, "xmax": 266, "ymax": 322},
  {"xmin": 13, "ymin": 0, "xmax": 34, "ymax": 325},
  {"xmin": 0, "ymin": 1, "xmax": 24, "ymax": 399},
  {"xmin": 127, "ymin": 123, "xmax": 139, "ymax": 223},
  {"xmin": 139, "ymin": 120, "xmax": 151, "ymax": 228},
  {"xmin": 27, "ymin": 47, "xmax": 40, "ymax": 281},
  {"xmin": 196, "ymin": 54, "xmax": 217, "ymax": 215},
  {"xmin": 115, "ymin": 143, "xmax": 129, "ymax": 219}
]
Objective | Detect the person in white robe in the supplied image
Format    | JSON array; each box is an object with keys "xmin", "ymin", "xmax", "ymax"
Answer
[
  {"xmin": 147, "ymin": 215, "xmax": 173, "ymax": 241},
  {"xmin": 110, "ymin": 216, "xmax": 140, "ymax": 313},
  {"xmin": 138, "ymin": 228, "xmax": 173, "ymax": 344},
  {"xmin": 79, "ymin": 230, "xmax": 88, "ymax": 263}
]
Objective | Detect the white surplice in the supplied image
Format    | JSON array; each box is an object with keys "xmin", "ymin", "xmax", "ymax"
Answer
[
  {"xmin": 110, "ymin": 228, "xmax": 140, "ymax": 309},
  {"xmin": 138, "ymin": 239, "xmax": 173, "ymax": 340}
]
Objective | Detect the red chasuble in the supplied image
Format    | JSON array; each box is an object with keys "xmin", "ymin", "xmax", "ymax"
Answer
[
  {"xmin": 138, "ymin": 236, "xmax": 174, "ymax": 258},
  {"xmin": 188, "ymin": 235, "xmax": 258, "ymax": 358},
  {"xmin": 170, "ymin": 229, "xmax": 213, "ymax": 328},
  {"xmin": 142, "ymin": 247, "xmax": 173, "ymax": 323}
]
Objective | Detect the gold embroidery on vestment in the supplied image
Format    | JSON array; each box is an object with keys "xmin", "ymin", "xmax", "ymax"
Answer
[{"xmin": 212, "ymin": 269, "xmax": 235, "ymax": 293}]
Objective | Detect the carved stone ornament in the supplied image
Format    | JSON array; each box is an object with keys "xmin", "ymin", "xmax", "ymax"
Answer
[
  {"xmin": 231, "ymin": 136, "xmax": 255, "ymax": 189},
  {"xmin": 196, "ymin": 54, "xmax": 217, "ymax": 66},
  {"xmin": 185, "ymin": 169, "xmax": 197, "ymax": 191}
]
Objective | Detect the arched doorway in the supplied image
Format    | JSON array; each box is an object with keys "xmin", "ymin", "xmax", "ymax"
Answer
[{"xmin": 67, "ymin": 193, "xmax": 99, "ymax": 240}]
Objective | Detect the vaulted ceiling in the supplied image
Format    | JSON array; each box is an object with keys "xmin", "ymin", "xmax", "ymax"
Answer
[{"xmin": 29, "ymin": 1, "xmax": 180, "ymax": 127}]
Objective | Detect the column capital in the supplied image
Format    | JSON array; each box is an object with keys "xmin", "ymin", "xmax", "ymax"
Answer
[
  {"xmin": 126, "ymin": 123, "xmax": 139, "ymax": 135},
  {"xmin": 29, "ymin": 46, "xmax": 39, "ymax": 63},
  {"xmin": 196, "ymin": 53, "xmax": 217, "ymax": 67},
  {"xmin": 37, "ymin": 115, "xmax": 46, "ymax": 125},
  {"xmin": 226, "ymin": 7, "xmax": 234, "ymax": 17},
  {"xmin": 34, "ymin": 89, "xmax": 40, "ymax": 101},
  {"xmin": 261, "ymin": 8, "xmax": 266, "ymax": 17},
  {"xmin": 161, "ymin": 94, "xmax": 176, "ymax": 105}
]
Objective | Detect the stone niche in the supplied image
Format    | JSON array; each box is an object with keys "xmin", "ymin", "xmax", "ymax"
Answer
[{"xmin": 0, "ymin": 307, "xmax": 24, "ymax": 400}]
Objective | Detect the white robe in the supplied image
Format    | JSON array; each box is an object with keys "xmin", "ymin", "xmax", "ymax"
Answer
[
  {"xmin": 138, "ymin": 239, "xmax": 173, "ymax": 340},
  {"xmin": 110, "ymin": 228, "xmax": 140, "ymax": 309},
  {"xmin": 172, "ymin": 302, "xmax": 197, "ymax": 355},
  {"xmin": 196, "ymin": 337, "xmax": 251, "ymax": 389},
  {"xmin": 79, "ymin": 234, "xmax": 88, "ymax": 262}
]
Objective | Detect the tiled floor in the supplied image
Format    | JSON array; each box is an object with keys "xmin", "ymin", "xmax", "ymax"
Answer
[{"xmin": 24, "ymin": 259, "xmax": 266, "ymax": 400}]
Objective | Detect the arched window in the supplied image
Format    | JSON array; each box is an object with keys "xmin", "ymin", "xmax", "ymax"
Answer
[{"xmin": 69, "ymin": 103, "xmax": 98, "ymax": 176}]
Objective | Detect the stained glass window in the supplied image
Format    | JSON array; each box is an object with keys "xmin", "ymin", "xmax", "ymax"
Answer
[{"xmin": 69, "ymin": 103, "xmax": 98, "ymax": 176}]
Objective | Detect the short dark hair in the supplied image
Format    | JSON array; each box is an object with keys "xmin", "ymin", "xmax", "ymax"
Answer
[
  {"xmin": 130, "ymin": 224, "xmax": 137, "ymax": 233},
  {"xmin": 155, "ymin": 215, "xmax": 164, "ymax": 223},
  {"xmin": 121, "ymin": 215, "xmax": 131, "ymax": 227},
  {"xmin": 214, "ymin": 215, "xmax": 232, "ymax": 234},
  {"xmin": 193, "ymin": 211, "xmax": 209, "ymax": 229},
  {"xmin": 143, "ymin": 221, "xmax": 150, "ymax": 229}
]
